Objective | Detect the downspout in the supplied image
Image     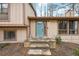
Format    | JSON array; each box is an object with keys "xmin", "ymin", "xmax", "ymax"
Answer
[
  {"xmin": 28, "ymin": 3, "xmax": 37, "ymax": 38},
  {"xmin": 23, "ymin": 3, "xmax": 25, "ymax": 25},
  {"xmin": 29, "ymin": 3, "xmax": 37, "ymax": 16}
]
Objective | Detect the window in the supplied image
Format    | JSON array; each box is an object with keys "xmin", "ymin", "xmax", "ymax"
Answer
[
  {"xmin": 0, "ymin": 3, "xmax": 8, "ymax": 14},
  {"xmin": 69, "ymin": 21, "xmax": 78, "ymax": 34},
  {"xmin": 58, "ymin": 20, "xmax": 78, "ymax": 34},
  {"xmin": 58, "ymin": 21, "xmax": 67, "ymax": 34},
  {"xmin": 4, "ymin": 31, "xmax": 16, "ymax": 41},
  {"xmin": 0, "ymin": 3, "xmax": 8, "ymax": 20}
]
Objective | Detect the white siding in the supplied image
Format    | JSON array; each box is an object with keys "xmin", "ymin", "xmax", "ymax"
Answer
[
  {"xmin": 0, "ymin": 29, "xmax": 27, "ymax": 43},
  {"xmin": 0, "ymin": 4, "xmax": 24, "ymax": 25},
  {"xmin": 25, "ymin": 3, "xmax": 35, "ymax": 25},
  {"xmin": 0, "ymin": 30, "xmax": 4, "ymax": 41},
  {"xmin": 0, "ymin": 3, "xmax": 35, "ymax": 25},
  {"xmin": 16, "ymin": 29, "xmax": 27, "ymax": 43},
  {"xmin": 47, "ymin": 21, "xmax": 58, "ymax": 38},
  {"xmin": 30, "ymin": 20, "xmax": 35, "ymax": 38}
]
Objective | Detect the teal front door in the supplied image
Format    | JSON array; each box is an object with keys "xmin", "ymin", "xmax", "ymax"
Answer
[{"xmin": 36, "ymin": 21, "xmax": 44, "ymax": 38}]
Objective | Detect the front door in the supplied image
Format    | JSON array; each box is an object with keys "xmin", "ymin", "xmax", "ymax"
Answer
[{"xmin": 36, "ymin": 21, "xmax": 44, "ymax": 38}]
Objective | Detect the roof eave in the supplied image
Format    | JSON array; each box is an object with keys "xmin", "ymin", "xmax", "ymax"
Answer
[{"xmin": 28, "ymin": 16, "xmax": 79, "ymax": 21}]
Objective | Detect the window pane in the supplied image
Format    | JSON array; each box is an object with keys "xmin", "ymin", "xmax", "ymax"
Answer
[
  {"xmin": 4, "ymin": 31, "xmax": 15, "ymax": 40},
  {"xmin": 0, "ymin": 9, "xmax": 1, "ymax": 13},
  {"xmin": 0, "ymin": 4, "xmax": 2, "ymax": 13},
  {"xmin": 69, "ymin": 21, "xmax": 78, "ymax": 34},
  {"xmin": 2, "ymin": 8, "xmax": 8, "ymax": 13},
  {"xmin": 0, "ymin": 3, "xmax": 8, "ymax": 20},
  {"xmin": 2, "ymin": 4, "xmax": 8, "ymax": 8},
  {"xmin": 59, "ymin": 21, "xmax": 67, "ymax": 29},
  {"xmin": 58, "ymin": 21, "xmax": 67, "ymax": 34},
  {"xmin": 2, "ymin": 4, "xmax": 8, "ymax": 13},
  {"xmin": 0, "ymin": 3, "xmax": 8, "ymax": 14}
]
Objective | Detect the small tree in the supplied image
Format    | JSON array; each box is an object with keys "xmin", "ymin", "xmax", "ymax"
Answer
[
  {"xmin": 73, "ymin": 48, "xmax": 79, "ymax": 56},
  {"xmin": 55, "ymin": 36, "xmax": 62, "ymax": 45}
]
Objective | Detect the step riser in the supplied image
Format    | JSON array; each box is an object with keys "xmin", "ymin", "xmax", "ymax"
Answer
[
  {"xmin": 30, "ymin": 43, "xmax": 49, "ymax": 47},
  {"xmin": 27, "ymin": 54, "xmax": 51, "ymax": 56},
  {"xmin": 29, "ymin": 47, "xmax": 50, "ymax": 49},
  {"xmin": 30, "ymin": 42, "xmax": 49, "ymax": 43}
]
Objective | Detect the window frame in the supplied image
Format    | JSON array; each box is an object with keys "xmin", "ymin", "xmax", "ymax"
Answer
[
  {"xmin": 0, "ymin": 3, "xmax": 8, "ymax": 14},
  {"xmin": 0, "ymin": 3, "xmax": 9, "ymax": 21},
  {"xmin": 4, "ymin": 30, "xmax": 16, "ymax": 41},
  {"xmin": 58, "ymin": 20, "xmax": 78, "ymax": 35},
  {"xmin": 69, "ymin": 21, "xmax": 78, "ymax": 34},
  {"xmin": 58, "ymin": 21, "xmax": 68, "ymax": 34}
]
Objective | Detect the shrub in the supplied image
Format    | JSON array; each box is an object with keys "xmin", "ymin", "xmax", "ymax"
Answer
[
  {"xmin": 55, "ymin": 36, "xmax": 62, "ymax": 45},
  {"xmin": 0, "ymin": 43, "xmax": 10, "ymax": 48},
  {"xmin": 73, "ymin": 48, "xmax": 79, "ymax": 56}
]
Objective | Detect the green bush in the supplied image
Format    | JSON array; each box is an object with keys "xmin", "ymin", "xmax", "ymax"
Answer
[
  {"xmin": 73, "ymin": 48, "xmax": 79, "ymax": 56},
  {"xmin": 0, "ymin": 43, "xmax": 10, "ymax": 48},
  {"xmin": 55, "ymin": 36, "xmax": 62, "ymax": 45}
]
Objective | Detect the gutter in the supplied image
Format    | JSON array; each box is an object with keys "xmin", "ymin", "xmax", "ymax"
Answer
[
  {"xmin": 23, "ymin": 3, "xmax": 26, "ymax": 25},
  {"xmin": 29, "ymin": 3, "xmax": 37, "ymax": 16},
  {"xmin": 23, "ymin": 3, "xmax": 37, "ymax": 26}
]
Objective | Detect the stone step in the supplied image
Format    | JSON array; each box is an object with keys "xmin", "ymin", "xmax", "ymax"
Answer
[
  {"xmin": 29, "ymin": 39, "xmax": 50, "ymax": 43},
  {"xmin": 29, "ymin": 43, "xmax": 50, "ymax": 49},
  {"xmin": 27, "ymin": 49, "xmax": 51, "ymax": 56},
  {"xmin": 25, "ymin": 39, "xmax": 55, "ymax": 55},
  {"xmin": 30, "ymin": 43, "xmax": 49, "ymax": 47}
]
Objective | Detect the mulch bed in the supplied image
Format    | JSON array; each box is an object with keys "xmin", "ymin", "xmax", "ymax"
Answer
[
  {"xmin": 51, "ymin": 42, "xmax": 79, "ymax": 56},
  {"xmin": 0, "ymin": 42, "xmax": 79, "ymax": 56},
  {"xmin": 0, "ymin": 43, "xmax": 28, "ymax": 56}
]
